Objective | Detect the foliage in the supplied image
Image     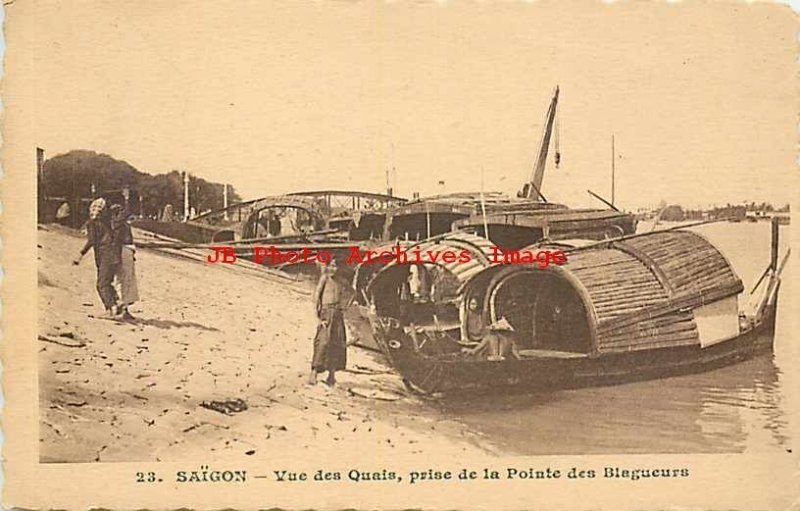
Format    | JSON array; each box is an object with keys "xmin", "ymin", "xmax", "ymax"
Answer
[
  {"xmin": 659, "ymin": 204, "xmax": 685, "ymax": 222},
  {"xmin": 40, "ymin": 150, "xmax": 242, "ymax": 218}
]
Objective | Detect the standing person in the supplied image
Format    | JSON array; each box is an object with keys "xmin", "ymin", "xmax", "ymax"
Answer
[
  {"xmin": 309, "ymin": 259, "xmax": 353, "ymax": 387},
  {"xmin": 110, "ymin": 204, "xmax": 139, "ymax": 320},
  {"xmin": 73, "ymin": 198, "xmax": 121, "ymax": 317},
  {"xmin": 408, "ymin": 265, "xmax": 423, "ymax": 301}
]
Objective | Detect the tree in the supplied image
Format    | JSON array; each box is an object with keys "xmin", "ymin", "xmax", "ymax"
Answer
[
  {"xmin": 41, "ymin": 150, "xmax": 142, "ymax": 199},
  {"xmin": 660, "ymin": 204, "xmax": 685, "ymax": 222},
  {"xmin": 137, "ymin": 170, "xmax": 185, "ymax": 218},
  {"xmin": 39, "ymin": 150, "xmax": 243, "ymax": 222}
]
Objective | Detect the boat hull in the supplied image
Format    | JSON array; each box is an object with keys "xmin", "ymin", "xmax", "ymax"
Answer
[{"xmin": 371, "ymin": 299, "xmax": 778, "ymax": 395}]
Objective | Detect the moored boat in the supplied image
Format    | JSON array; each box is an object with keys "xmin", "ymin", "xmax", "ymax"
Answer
[
  {"xmin": 454, "ymin": 203, "xmax": 637, "ymax": 249},
  {"xmin": 454, "ymin": 86, "xmax": 637, "ymax": 248},
  {"xmin": 133, "ymin": 194, "xmax": 331, "ymax": 244},
  {"xmin": 358, "ymin": 220, "xmax": 789, "ymax": 395}
]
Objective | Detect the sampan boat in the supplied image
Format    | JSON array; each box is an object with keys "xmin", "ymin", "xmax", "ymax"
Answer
[{"xmin": 359, "ymin": 222, "xmax": 788, "ymax": 395}]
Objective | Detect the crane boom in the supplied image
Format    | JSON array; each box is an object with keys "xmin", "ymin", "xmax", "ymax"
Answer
[{"xmin": 520, "ymin": 86, "xmax": 559, "ymax": 200}]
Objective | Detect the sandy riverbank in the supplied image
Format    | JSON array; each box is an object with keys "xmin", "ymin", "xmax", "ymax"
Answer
[{"xmin": 38, "ymin": 225, "xmax": 494, "ymax": 462}]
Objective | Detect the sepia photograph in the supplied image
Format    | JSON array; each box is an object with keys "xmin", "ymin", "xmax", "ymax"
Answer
[{"xmin": 3, "ymin": 1, "xmax": 798, "ymax": 509}]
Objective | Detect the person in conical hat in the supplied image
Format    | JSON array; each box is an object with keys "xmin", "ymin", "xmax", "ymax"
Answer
[
  {"xmin": 461, "ymin": 316, "xmax": 521, "ymax": 361},
  {"xmin": 88, "ymin": 197, "xmax": 106, "ymax": 220},
  {"xmin": 489, "ymin": 316, "xmax": 514, "ymax": 332}
]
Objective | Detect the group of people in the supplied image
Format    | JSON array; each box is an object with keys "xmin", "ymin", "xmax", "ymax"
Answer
[
  {"xmin": 73, "ymin": 198, "xmax": 139, "ymax": 319},
  {"xmin": 306, "ymin": 257, "xmax": 523, "ymax": 390},
  {"xmin": 254, "ymin": 208, "xmax": 317, "ymax": 239},
  {"xmin": 71, "ymin": 199, "xmax": 516, "ymax": 383}
]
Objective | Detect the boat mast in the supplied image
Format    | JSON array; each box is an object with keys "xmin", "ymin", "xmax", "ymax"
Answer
[{"xmin": 520, "ymin": 86, "xmax": 559, "ymax": 201}]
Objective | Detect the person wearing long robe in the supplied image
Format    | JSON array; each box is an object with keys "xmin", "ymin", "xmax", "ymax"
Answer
[
  {"xmin": 73, "ymin": 198, "xmax": 120, "ymax": 316},
  {"xmin": 110, "ymin": 204, "xmax": 139, "ymax": 320},
  {"xmin": 309, "ymin": 260, "xmax": 353, "ymax": 387}
]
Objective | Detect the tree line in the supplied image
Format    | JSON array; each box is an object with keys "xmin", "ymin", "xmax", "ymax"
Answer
[
  {"xmin": 39, "ymin": 150, "xmax": 243, "ymax": 221},
  {"xmin": 657, "ymin": 202, "xmax": 790, "ymax": 222}
]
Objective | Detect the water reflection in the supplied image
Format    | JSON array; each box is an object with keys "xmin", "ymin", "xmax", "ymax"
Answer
[{"xmin": 434, "ymin": 355, "xmax": 786, "ymax": 454}]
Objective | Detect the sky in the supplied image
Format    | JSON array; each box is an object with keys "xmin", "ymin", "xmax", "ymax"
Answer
[{"xmin": 9, "ymin": 0, "xmax": 800, "ymax": 210}]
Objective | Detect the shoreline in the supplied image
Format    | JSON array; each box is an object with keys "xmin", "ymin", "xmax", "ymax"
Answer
[{"xmin": 38, "ymin": 225, "xmax": 498, "ymax": 462}]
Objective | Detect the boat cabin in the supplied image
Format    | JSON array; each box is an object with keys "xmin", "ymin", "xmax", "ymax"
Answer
[{"xmin": 240, "ymin": 196, "xmax": 328, "ymax": 240}]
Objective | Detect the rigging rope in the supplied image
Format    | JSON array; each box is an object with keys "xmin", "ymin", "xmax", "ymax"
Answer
[{"xmin": 554, "ymin": 106, "xmax": 561, "ymax": 168}]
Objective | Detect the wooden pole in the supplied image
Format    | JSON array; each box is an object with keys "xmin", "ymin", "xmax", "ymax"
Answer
[
  {"xmin": 37, "ymin": 147, "xmax": 46, "ymax": 198},
  {"xmin": 771, "ymin": 217, "xmax": 779, "ymax": 271},
  {"xmin": 183, "ymin": 172, "xmax": 190, "ymax": 222},
  {"xmin": 587, "ymin": 189, "xmax": 620, "ymax": 212},
  {"xmin": 137, "ymin": 240, "xmax": 356, "ymax": 251},
  {"xmin": 611, "ymin": 134, "xmax": 616, "ymax": 207},
  {"xmin": 37, "ymin": 147, "xmax": 46, "ymax": 223},
  {"xmin": 480, "ymin": 166, "xmax": 490, "ymax": 240},
  {"xmin": 223, "ymin": 184, "xmax": 229, "ymax": 220},
  {"xmin": 750, "ymin": 265, "xmax": 771, "ymax": 294},
  {"xmin": 425, "ymin": 201, "xmax": 431, "ymax": 239},
  {"xmin": 565, "ymin": 217, "xmax": 734, "ymax": 254}
]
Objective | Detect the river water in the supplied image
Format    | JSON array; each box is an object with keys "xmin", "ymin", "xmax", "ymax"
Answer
[{"xmin": 434, "ymin": 221, "xmax": 796, "ymax": 454}]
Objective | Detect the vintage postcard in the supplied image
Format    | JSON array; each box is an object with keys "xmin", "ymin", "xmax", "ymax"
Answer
[{"xmin": 3, "ymin": 1, "xmax": 798, "ymax": 509}]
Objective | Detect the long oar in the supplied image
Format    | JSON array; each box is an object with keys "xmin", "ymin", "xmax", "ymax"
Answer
[{"xmin": 587, "ymin": 189, "xmax": 620, "ymax": 212}]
